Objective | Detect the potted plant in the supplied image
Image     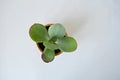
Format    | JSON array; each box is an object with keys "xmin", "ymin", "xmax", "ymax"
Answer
[{"xmin": 29, "ymin": 23, "xmax": 77, "ymax": 63}]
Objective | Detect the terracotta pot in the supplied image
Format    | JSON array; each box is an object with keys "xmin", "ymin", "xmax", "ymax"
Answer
[{"xmin": 36, "ymin": 24, "xmax": 68, "ymax": 56}]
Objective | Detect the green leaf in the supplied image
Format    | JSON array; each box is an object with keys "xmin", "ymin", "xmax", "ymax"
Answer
[
  {"xmin": 48, "ymin": 23, "xmax": 66, "ymax": 39},
  {"xmin": 29, "ymin": 23, "xmax": 49, "ymax": 42},
  {"xmin": 43, "ymin": 41, "xmax": 59, "ymax": 50},
  {"xmin": 56, "ymin": 37, "xmax": 77, "ymax": 52},
  {"xmin": 42, "ymin": 48, "xmax": 55, "ymax": 63}
]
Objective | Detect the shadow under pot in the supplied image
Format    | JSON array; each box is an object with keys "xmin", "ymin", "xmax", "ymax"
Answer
[{"xmin": 36, "ymin": 24, "xmax": 68, "ymax": 56}]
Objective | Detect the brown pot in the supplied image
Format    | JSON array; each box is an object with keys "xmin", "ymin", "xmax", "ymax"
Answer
[{"xmin": 36, "ymin": 24, "xmax": 68, "ymax": 56}]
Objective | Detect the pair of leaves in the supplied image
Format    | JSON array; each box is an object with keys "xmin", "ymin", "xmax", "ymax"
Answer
[
  {"xmin": 43, "ymin": 37, "xmax": 77, "ymax": 52},
  {"xmin": 29, "ymin": 23, "xmax": 66, "ymax": 42},
  {"xmin": 29, "ymin": 23, "xmax": 77, "ymax": 63},
  {"xmin": 43, "ymin": 41, "xmax": 59, "ymax": 50}
]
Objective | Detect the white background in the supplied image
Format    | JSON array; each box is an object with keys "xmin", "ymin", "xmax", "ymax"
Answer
[{"xmin": 0, "ymin": 0, "xmax": 120, "ymax": 80}]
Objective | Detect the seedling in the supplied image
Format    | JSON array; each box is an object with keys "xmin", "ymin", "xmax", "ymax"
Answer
[{"xmin": 29, "ymin": 23, "xmax": 77, "ymax": 63}]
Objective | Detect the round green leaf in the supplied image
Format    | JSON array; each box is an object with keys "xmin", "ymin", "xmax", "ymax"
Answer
[
  {"xmin": 42, "ymin": 48, "xmax": 55, "ymax": 63},
  {"xmin": 29, "ymin": 23, "xmax": 49, "ymax": 42},
  {"xmin": 56, "ymin": 37, "xmax": 77, "ymax": 52},
  {"xmin": 48, "ymin": 23, "xmax": 66, "ymax": 39}
]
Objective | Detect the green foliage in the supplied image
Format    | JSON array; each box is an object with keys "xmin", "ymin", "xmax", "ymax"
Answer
[
  {"xmin": 29, "ymin": 23, "xmax": 77, "ymax": 63},
  {"xmin": 56, "ymin": 37, "xmax": 77, "ymax": 52},
  {"xmin": 42, "ymin": 48, "xmax": 55, "ymax": 63},
  {"xmin": 29, "ymin": 24, "xmax": 49, "ymax": 42},
  {"xmin": 43, "ymin": 41, "xmax": 59, "ymax": 50},
  {"xmin": 48, "ymin": 24, "xmax": 66, "ymax": 39}
]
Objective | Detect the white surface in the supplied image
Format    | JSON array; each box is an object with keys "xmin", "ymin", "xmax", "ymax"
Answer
[{"xmin": 0, "ymin": 0, "xmax": 120, "ymax": 80}]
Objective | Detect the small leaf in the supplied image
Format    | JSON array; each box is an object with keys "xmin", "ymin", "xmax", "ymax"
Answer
[
  {"xmin": 29, "ymin": 23, "xmax": 49, "ymax": 42},
  {"xmin": 43, "ymin": 41, "xmax": 59, "ymax": 50},
  {"xmin": 49, "ymin": 37, "xmax": 57, "ymax": 43},
  {"xmin": 56, "ymin": 37, "xmax": 77, "ymax": 52},
  {"xmin": 48, "ymin": 23, "xmax": 66, "ymax": 39},
  {"xmin": 42, "ymin": 48, "xmax": 55, "ymax": 63}
]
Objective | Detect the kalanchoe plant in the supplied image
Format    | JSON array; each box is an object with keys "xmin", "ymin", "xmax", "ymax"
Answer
[{"xmin": 29, "ymin": 23, "xmax": 77, "ymax": 63}]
